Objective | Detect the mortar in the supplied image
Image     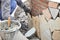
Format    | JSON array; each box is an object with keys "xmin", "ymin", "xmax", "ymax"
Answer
[{"xmin": 0, "ymin": 20, "xmax": 21, "ymax": 40}]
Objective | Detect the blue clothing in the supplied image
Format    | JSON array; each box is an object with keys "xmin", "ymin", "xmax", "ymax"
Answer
[
  {"xmin": 10, "ymin": 0, "xmax": 17, "ymax": 14},
  {"xmin": 0, "ymin": 0, "xmax": 16, "ymax": 20},
  {"xmin": 0, "ymin": 9, "xmax": 2, "ymax": 20}
]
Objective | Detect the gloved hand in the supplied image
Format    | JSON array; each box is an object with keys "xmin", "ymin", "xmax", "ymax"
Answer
[
  {"xmin": 23, "ymin": 6, "xmax": 31, "ymax": 15},
  {"xmin": 23, "ymin": 6, "xmax": 31, "ymax": 13}
]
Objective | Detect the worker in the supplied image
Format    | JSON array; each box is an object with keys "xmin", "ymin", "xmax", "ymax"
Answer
[{"xmin": 0, "ymin": 0, "xmax": 31, "ymax": 20}]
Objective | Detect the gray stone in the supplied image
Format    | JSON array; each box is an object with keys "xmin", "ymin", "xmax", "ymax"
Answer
[
  {"xmin": 13, "ymin": 31, "xmax": 29, "ymax": 40},
  {"xmin": 49, "ymin": 7, "xmax": 59, "ymax": 19}
]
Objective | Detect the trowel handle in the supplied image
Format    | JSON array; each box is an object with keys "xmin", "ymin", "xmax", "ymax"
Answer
[{"xmin": 8, "ymin": 16, "xmax": 11, "ymax": 27}]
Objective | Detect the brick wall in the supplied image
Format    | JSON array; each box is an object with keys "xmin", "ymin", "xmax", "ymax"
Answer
[{"xmin": 31, "ymin": 0, "xmax": 48, "ymax": 16}]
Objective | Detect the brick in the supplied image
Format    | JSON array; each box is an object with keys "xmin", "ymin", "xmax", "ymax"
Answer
[
  {"xmin": 31, "ymin": 0, "xmax": 48, "ymax": 16},
  {"xmin": 32, "ymin": 0, "xmax": 48, "ymax": 8},
  {"xmin": 48, "ymin": 2, "xmax": 58, "ymax": 8}
]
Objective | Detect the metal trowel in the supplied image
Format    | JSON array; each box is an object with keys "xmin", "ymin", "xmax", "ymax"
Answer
[{"xmin": 25, "ymin": 27, "xmax": 36, "ymax": 37}]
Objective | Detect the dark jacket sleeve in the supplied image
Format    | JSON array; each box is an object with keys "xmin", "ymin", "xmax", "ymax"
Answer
[
  {"xmin": 16, "ymin": 0, "xmax": 31, "ymax": 14},
  {"xmin": 16, "ymin": 0, "xmax": 25, "ymax": 8}
]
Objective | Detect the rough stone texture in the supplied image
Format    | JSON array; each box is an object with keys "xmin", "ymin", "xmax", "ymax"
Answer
[{"xmin": 13, "ymin": 31, "xmax": 29, "ymax": 40}]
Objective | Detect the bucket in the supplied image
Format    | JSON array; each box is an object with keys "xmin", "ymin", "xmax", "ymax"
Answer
[{"xmin": 0, "ymin": 20, "xmax": 21, "ymax": 40}]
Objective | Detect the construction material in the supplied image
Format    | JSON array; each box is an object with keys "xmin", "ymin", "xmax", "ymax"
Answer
[
  {"xmin": 31, "ymin": 0, "xmax": 48, "ymax": 16},
  {"xmin": 0, "ymin": 20, "xmax": 21, "ymax": 40},
  {"xmin": 32, "ymin": 16, "xmax": 40, "ymax": 39},
  {"xmin": 49, "ymin": 7, "xmax": 59, "ymax": 19}
]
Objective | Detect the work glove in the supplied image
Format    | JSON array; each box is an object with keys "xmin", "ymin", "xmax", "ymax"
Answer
[
  {"xmin": 23, "ymin": 6, "xmax": 31, "ymax": 15},
  {"xmin": 23, "ymin": 6, "xmax": 30, "ymax": 13}
]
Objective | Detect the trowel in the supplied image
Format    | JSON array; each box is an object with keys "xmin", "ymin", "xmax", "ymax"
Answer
[{"xmin": 25, "ymin": 27, "xmax": 36, "ymax": 37}]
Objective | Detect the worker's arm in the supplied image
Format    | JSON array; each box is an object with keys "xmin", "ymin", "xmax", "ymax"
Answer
[{"xmin": 16, "ymin": 0, "xmax": 31, "ymax": 14}]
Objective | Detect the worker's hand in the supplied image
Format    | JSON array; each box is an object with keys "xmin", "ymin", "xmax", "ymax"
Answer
[
  {"xmin": 23, "ymin": 6, "xmax": 31, "ymax": 15},
  {"xmin": 24, "ymin": 6, "xmax": 31, "ymax": 13}
]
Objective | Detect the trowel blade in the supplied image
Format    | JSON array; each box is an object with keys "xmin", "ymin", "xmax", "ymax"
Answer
[{"xmin": 25, "ymin": 27, "xmax": 36, "ymax": 37}]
